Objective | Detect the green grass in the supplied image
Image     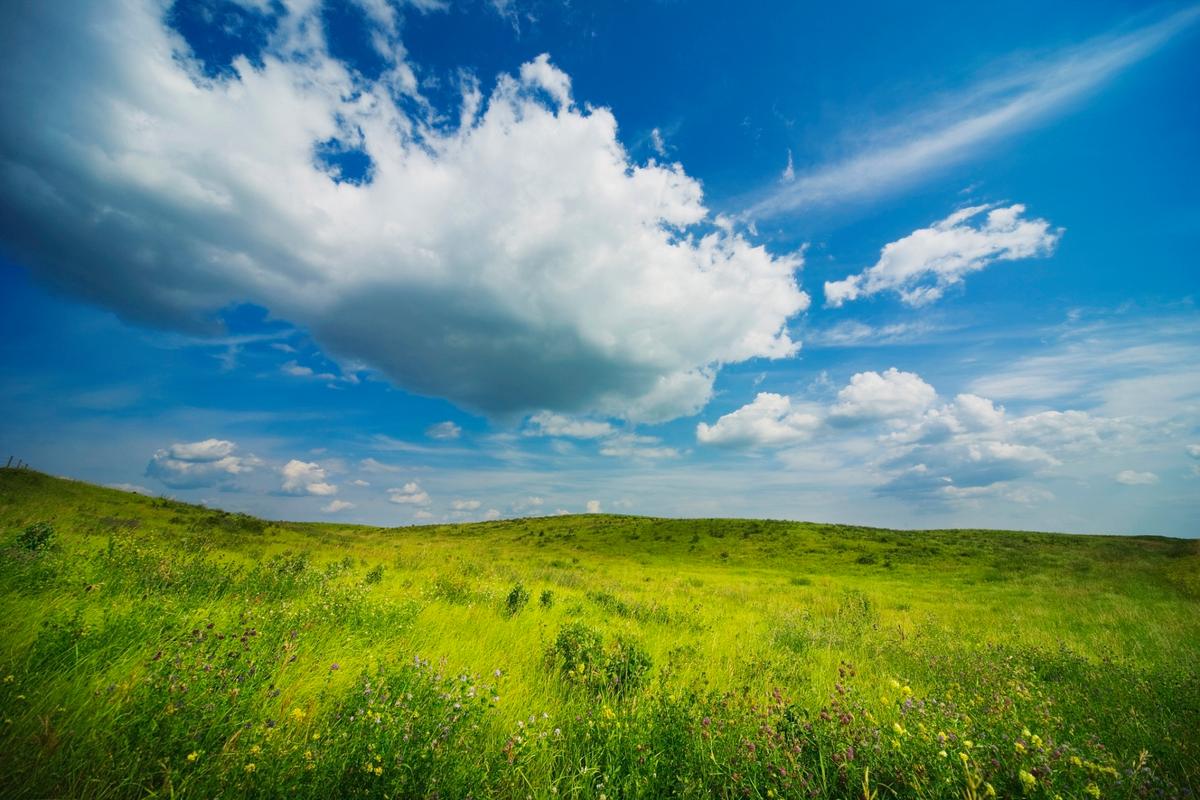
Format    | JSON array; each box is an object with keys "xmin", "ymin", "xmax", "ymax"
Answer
[{"xmin": 0, "ymin": 468, "xmax": 1197, "ymax": 799}]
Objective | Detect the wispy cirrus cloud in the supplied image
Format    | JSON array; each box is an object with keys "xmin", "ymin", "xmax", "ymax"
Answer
[{"xmin": 746, "ymin": 5, "xmax": 1200, "ymax": 218}]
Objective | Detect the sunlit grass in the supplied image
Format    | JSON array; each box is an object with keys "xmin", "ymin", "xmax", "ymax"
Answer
[{"xmin": 1, "ymin": 469, "xmax": 1196, "ymax": 798}]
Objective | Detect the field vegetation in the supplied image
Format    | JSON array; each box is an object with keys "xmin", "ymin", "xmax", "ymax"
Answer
[{"xmin": 1, "ymin": 469, "xmax": 1197, "ymax": 798}]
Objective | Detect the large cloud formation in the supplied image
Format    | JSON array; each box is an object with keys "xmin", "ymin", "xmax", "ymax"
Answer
[{"xmin": 0, "ymin": 1, "xmax": 808, "ymax": 422}]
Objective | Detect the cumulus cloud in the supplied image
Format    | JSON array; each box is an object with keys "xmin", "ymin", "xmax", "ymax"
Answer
[
  {"xmin": 482, "ymin": 508, "xmax": 502, "ymax": 521},
  {"xmin": 388, "ymin": 482, "xmax": 431, "ymax": 505},
  {"xmin": 830, "ymin": 368, "xmax": 937, "ymax": 423},
  {"xmin": 523, "ymin": 412, "xmax": 614, "ymax": 439},
  {"xmin": 1186, "ymin": 444, "xmax": 1200, "ymax": 459},
  {"xmin": 426, "ymin": 421, "xmax": 462, "ymax": 440},
  {"xmin": 146, "ymin": 439, "xmax": 260, "ymax": 489},
  {"xmin": 1115, "ymin": 470, "xmax": 1158, "ymax": 486},
  {"xmin": 585, "ymin": 500, "xmax": 602, "ymax": 514},
  {"xmin": 696, "ymin": 393, "xmax": 820, "ymax": 448},
  {"xmin": 451, "ymin": 499, "xmax": 482, "ymax": 511},
  {"xmin": 825, "ymin": 205, "xmax": 1061, "ymax": 307},
  {"xmin": 321, "ymin": 499, "xmax": 355, "ymax": 513},
  {"xmin": 0, "ymin": 2, "xmax": 808, "ymax": 423},
  {"xmin": 280, "ymin": 459, "xmax": 337, "ymax": 496}
]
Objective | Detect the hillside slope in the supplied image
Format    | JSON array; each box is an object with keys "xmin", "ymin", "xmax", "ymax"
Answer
[{"xmin": 1, "ymin": 469, "xmax": 1197, "ymax": 799}]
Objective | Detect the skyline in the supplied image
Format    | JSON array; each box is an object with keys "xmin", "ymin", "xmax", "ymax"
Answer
[{"xmin": 1, "ymin": 0, "xmax": 1198, "ymax": 535}]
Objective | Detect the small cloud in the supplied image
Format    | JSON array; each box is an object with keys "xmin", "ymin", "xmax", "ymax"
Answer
[
  {"xmin": 830, "ymin": 368, "xmax": 936, "ymax": 423},
  {"xmin": 585, "ymin": 499, "xmax": 601, "ymax": 514},
  {"xmin": 360, "ymin": 457, "xmax": 401, "ymax": 473},
  {"xmin": 825, "ymin": 205, "xmax": 1061, "ymax": 308},
  {"xmin": 321, "ymin": 499, "xmax": 355, "ymax": 513},
  {"xmin": 697, "ymin": 392, "xmax": 819, "ymax": 449},
  {"xmin": 451, "ymin": 499, "xmax": 482, "ymax": 511},
  {"xmin": 1187, "ymin": 444, "xmax": 1200, "ymax": 459},
  {"xmin": 780, "ymin": 149, "xmax": 795, "ymax": 183},
  {"xmin": 281, "ymin": 460, "xmax": 338, "ymax": 496},
  {"xmin": 426, "ymin": 421, "xmax": 462, "ymax": 440},
  {"xmin": 351, "ymin": 478, "xmax": 371, "ymax": 487},
  {"xmin": 147, "ymin": 439, "xmax": 259, "ymax": 489},
  {"xmin": 413, "ymin": 509, "xmax": 435, "ymax": 520},
  {"xmin": 523, "ymin": 411, "xmax": 614, "ymax": 439},
  {"xmin": 1115, "ymin": 470, "xmax": 1158, "ymax": 486},
  {"xmin": 388, "ymin": 482, "xmax": 431, "ymax": 505},
  {"xmin": 650, "ymin": 127, "xmax": 667, "ymax": 157},
  {"xmin": 482, "ymin": 508, "xmax": 502, "ymax": 521},
  {"xmin": 109, "ymin": 482, "xmax": 153, "ymax": 495}
]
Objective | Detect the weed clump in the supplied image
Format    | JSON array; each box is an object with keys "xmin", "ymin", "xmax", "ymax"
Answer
[
  {"xmin": 550, "ymin": 621, "xmax": 652, "ymax": 694},
  {"xmin": 17, "ymin": 521, "xmax": 55, "ymax": 552},
  {"xmin": 505, "ymin": 582, "xmax": 530, "ymax": 616}
]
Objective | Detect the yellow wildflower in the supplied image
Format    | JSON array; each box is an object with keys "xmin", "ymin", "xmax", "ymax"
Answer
[
  {"xmin": 985, "ymin": 783, "xmax": 996, "ymax": 798},
  {"xmin": 1086, "ymin": 783, "xmax": 1101, "ymax": 798},
  {"xmin": 244, "ymin": 763, "xmax": 256, "ymax": 774},
  {"xmin": 373, "ymin": 766, "xmax": 383, "ymax": 776},
  {"xmin": 291, "ymin": 707, "xmax": 306, "ymax": 722},
  {"xmin": 1019, "ymin": 770, "xmax": 1036, "ymax": 792},
  {"xmin": 187, "ymin": 751, "xmax": 199, "ymax": 762}
]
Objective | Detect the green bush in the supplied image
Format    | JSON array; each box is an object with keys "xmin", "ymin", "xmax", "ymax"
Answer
[
  {"xmin": 16, "ymin": 521, "xmax": 55, "ymax": 552},
  {"xmin": 505, "ymin": 582, "xmax": 530, "ymax": 616}
]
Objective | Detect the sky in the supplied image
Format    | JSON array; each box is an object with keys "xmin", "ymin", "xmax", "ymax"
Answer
[{"xmin": 0, "ymin": 0, "xmax": 1198, "ymax": 536}]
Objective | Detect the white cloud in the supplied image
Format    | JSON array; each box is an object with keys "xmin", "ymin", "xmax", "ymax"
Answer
[
  {"xmin": 426, "ymin": 421, "xmax": 462, "ymax": 440},
  {"xmin": 1188, "ymin": 444, "xmax": 1200, "ymax": 459},
  {"xmin": 825, "ymin": 205, "xmax": 1061, "ymax": 307},
  {"xmin": 280, "ymin": 459, "xmax": 338, "ymax": 496},
  {"xmin": 451, "ymin": 499, "xmax": 482, "ymax": 511},
  {"xmin": 281, "ymin": 360, "xmax": 337, "ymax": 380},
  {"xmin": 482, "ymin": 508, "xmax": 502, "ymax": 521},
  {"xmin": 321, "ymin": 499, "xmax": 355, "ymax": 513},
  {"xmin": 696, "ymin": 392, "xmax": 820, "ymax": 448},
  {"xmin": 0, "ymin": 2, "xmax": 809, "ymax": 423},
  {"xmin": 109, "ymin": 482, "xmax": 153, "ymax": 495},
  {"xmin": 413, "ymin": 509, "xmax": 435, "ymax": 520},
  {"xmin": 597, "ymin": 433, "xmax": 680, "ymax": 460},
  {"xmin": 146, "ymin": 439, "xmax": 260, "ymax": 489},
  {"xmin": 524, "ymin": 412, "xmax": 614, "ymax": 439},
  {"xmin": 830, "ymin": 368, "xmax": 936, "ymax": 423},
  {"xmin": 747, "ymin": 6, "xmax": 1200, "ymax": 216},
  {"xmin": 1115, "ymin": 470, "xmax": 1158, "ymax": 486},
  {"xmin": 351, "ymin": 478, "xmax": 371, "ymax": 486},
  {"xmin": 388, "ymin": 482, "xmax": 431, "ymax": 505},
  {"xmin": 585, "ymin": 499, "xmax": 601, "ymax": 514},
  {"xmin": 360, "ymin": 457, "xmax": 401, "ymax": 473}
]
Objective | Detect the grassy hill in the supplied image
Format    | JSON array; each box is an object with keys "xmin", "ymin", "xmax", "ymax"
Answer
[{"xmin": 0, "ymin": 468, "xmax": 1197, "ymax": 799}]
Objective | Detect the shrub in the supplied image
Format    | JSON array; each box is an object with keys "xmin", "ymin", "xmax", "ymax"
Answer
[
  {"xmin": 365, "ymin": 564, "xmax": 385, "ymax": 584},
  {"xmin": 539, "ymin": 588, "xmax": 554, "ymax": 608},
  {"xmin": 550, "ymin": 622, "xmax": 652, "ymax": 694},
  {"xmin": 505, "ymin": 582, "xmax": 530, "ymax": 616},
  {"xmin": 17, "ymin": 521, "xmax": 55, "ymax": 552}
]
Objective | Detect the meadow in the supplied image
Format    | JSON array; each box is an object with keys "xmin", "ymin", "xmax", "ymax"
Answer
[{"xmin": 0, "ymin": 468, "xmax": 1196, "ymax": 799}]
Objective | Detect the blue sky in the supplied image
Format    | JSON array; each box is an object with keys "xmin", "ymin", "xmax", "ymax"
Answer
[{"xmin": 1, "ymin": 0, "xmax": 1197, "ymax": 535}]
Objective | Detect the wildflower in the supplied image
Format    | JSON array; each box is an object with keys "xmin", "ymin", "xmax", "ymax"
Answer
[
  {"xmin": 330, "ymin": 663, "xmax": 340, "ymax": 671},
  {"xmin": 959, "ymin": 752, "xmax": 969, "ymax": 764},
  {"xmin": 374, "ymin": 766, "xmax": 383, "ymax": 776},
  {"xmin": 1019, "ymin": 770, "xmax": 1036, "ymax": 791},
  {"xmin": 291, "ymin": 707, "xmax": 306, "ymax": 722},
  {"xmin": 1015, "ymin": 741, "xmax": 1026, "ymax": 753},
  {"xmin": 938, "ymin": 750, "xmax": 948, "ymax": 758},
  {"xmin": 1070, "ymin": 756, "xmax": 1083, "ymax": 767},
  {"xmin": 1031, "ymin": 734, "xmax": 1043, "ymax": 749},
  {"xmin": 964, "ymin": 740, "xmax": 974, "ymax": 749},
  {"xmin": 985, "ymin": 784, "xmax": 996, "ymax": 798},
  {"xmin": 187, "ymin": 751, "xmax": 199, "ymax": 762},
  {"xmin": 312, "ymin": 732, "xmax": 321, "ymax": 741},
  {"xmin": 1086, "ymin": 783, "xmax": 1101, "ymax": 798},
  {"xmin": 250, "ymin": 745, "xmax": 261, "ymax": 755},
  {"xmin": 3, "ymin": 675, "xmax": 12, "ymax": 683},
  {"xmin": 602, "ymin": 706, "xmax": 616, "ymax": 720},
  {"xmin": 893, "ymin": 722, "xmax": 906, "ymax": 735},
  {"xmin": 244, "ymin": 763, "xmax": 257, "ymax": 774}
]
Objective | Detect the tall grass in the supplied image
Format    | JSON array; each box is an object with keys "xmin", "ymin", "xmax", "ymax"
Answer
[{"xmin": 0, "ymin": 469, "xmax": 1197, "ymax": 798}]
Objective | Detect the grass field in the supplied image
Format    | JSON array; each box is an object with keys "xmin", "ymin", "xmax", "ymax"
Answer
[{"xmin": 0, "ymin": 468, "xmax": 1197, "ymax": 799}]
